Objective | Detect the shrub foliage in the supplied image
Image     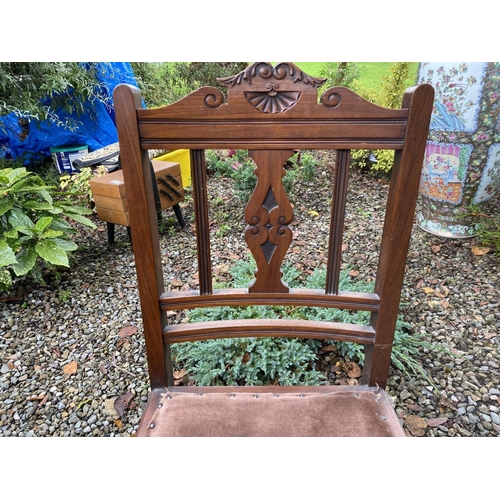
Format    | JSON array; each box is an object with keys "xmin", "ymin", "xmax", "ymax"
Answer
[{"xmin": 0, "ymin": 164, "xmax": 96, "ymax": 290}]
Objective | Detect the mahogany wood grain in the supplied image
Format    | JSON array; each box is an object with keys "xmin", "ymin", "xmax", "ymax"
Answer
[
  {"xmin": 114, "ymin": 62, "xmax": 434, "ymax": 395},
  {"xmin": 190, "ymin": 149, "xmax": 212, "ymax": 295},
  {"xmin": 113, "ymin": 84, "xmax": 171, "ymax": 387},
  {"xmin": 326, "ymin": 149, "xmax": 350, "ymax": 295},
  {"xmin": 159, "ymin": 288, "xmax": 380, "ymax": 312},
  {"xmin": 163, "ymin": 318, "xmax": 375, "ymax": 344}
]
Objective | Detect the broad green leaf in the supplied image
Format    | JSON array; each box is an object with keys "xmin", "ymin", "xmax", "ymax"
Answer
[
  {"xmin": 1, "ymin": 167, "xmax": 29, "ymax": 187},
  {"xmin": 7, "ymin": 208, "xmax": 35, "ymax": 230},
  {"xmin": 40, "ymin": 229, "xmax": 64, "ymax": 239},
  {"xmin": 0, "ymin": 196, "xmax": 14, "ymax": 216},
  {"xmin": 65, "ymin": 213, "xmax": 97, "ymax": 229},
  {"xmin": 47, "ymin": 207, "xmax": 63, "ymax": 215},
  {"xmin": 12, "ymin": 243, "xmax": 37, "ymax": 276},
  {"xmin": 35, "ymin": 239, "xmax": 69, "ymax": 267},
  {"xmin": 3, "ymin": 228, "xmax": 18, "ymax": 239},
  {"xmin": 12, "ymin": 185, "xmax": 54, "ymax": 194},
  {"xmin": 0, "ymin": 239, "xmax": 17, "ymax": 267},
  {"xmin": 22, "ymin": 201, "xmax": 54, "ymax": 211},
  {"xmin": 35, "ymin": 216, "xmax": 53, "ymax": 234},
  {"xmin": 6, "ymin": 175, "xmax": 36, "ymax": 193},
  {"xmin": 53, "ymin": 238, "xmax": 78, "ymax": 252},
  {"xmin": 49, "ymin": 217, "xmax": 73, "ymax": 232},
  {"xmin": 39, "ymin": 189, "xmax": 54, "ymax": 203},
  {"xmin": 56, "ymin": 203, "xmax": 93, "ymax": 215}
]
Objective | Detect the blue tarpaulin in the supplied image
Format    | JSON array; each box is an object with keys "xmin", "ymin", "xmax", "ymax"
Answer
[{"xmin": 0, "ymin": 62, "xmax": 139, "ymax": 163}]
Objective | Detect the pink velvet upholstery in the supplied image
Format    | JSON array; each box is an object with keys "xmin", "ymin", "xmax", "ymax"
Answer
[{"xmin": 136, "ymin": 386, "xmax": 404, "ymax": 437}]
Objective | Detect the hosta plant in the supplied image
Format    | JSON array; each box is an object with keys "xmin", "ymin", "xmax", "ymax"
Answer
[{"xmin": 0, "ymin": 165, "xmax": 96, "ymax": 291}]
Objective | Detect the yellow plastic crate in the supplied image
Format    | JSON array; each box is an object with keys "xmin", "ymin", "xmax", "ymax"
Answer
[{"xmin": 154, "ymin": 149, "xmax": 191, "ymax": 188}]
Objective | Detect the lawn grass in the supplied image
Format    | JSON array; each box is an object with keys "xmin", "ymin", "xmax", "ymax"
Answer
[{"xmin": 290, "ymin": 62, "xmax": 419, "ymax": 93}]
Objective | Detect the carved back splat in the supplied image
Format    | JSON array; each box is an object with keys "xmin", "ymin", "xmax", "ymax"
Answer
[
  {"xmin": 245, "ymin": 149, "xmax": 294, "ymax": 293},
  {"xmin": 114, "ymin": 63, "xmax": 434, "ymax": 436}
]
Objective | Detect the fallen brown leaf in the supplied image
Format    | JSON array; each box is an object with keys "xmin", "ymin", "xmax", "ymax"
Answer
[
  {"xmin": 427, "ymin": 417, "xmax": 448, "ymax": 427},
  {"xmin": 63, "ymin": 360, "xmax": 77, "ymax": 376},
  {"xmin": 116, "ymin": 338, "xmax": 129, "ymax": 350},
  {"xmin": 406, "ymin": 404, "xmax": 423, "ymax": 412},
  {"xmin": 348, "ymin": 270, "xmax": 360, "ymax": 278},
  {"xmin": 119, "ymin": 326, "xmax": 138, "ymax": 338},
  {"xmin": 431, "ymin": 245, "xmax": 441, "ymax": 253},
  {"xmin": 27, "ymin": 393, "xmax": 46, "ymax": 402},
  {"xmin": 114, "ymin": 391, "xmax": 134, "ymax": 418},
  {"xmin": 405, "ymin": 415, "xmax": 428, "ymax": 436},
  {"xmin": 319, "ymin": 345, "xmax": 337, "ymax": 354},
  {"xmin": 471, "ymin": 246, "xmax": 490, "ymax": 255},
  {"xmin": 346, "ymin": 361, "xmax": 361, "ymax": 378}
]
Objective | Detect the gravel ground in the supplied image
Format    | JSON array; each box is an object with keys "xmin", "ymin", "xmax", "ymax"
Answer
[{"xmin": 1, "ymin": 157, "xmax": 499, "ymax": 437}]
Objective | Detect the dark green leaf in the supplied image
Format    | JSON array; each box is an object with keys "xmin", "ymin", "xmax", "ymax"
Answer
[
  {"xmin": 40, "ymin": 229, "xmax": 64, "ymax": 239},
  {"xmin": 65, "ymin": 213, "xmax": 97, "ymax": 229},
  {"xmin": 0, "ymin": 196, "xmax": 14, "ymax": 216},
  {"xmin": 34, "ymin": 216, "xmax": 53, "ymax": 234},
  {"xmin": 12, "ymin": 242, "xmax": 37, "ymax": 276},
  {"xmin": 53, "ymin": 238, "xmax": 78, "ymax": 252},
  {"xmin": 49, "ymin": 217, "xmax": 73, "ymax": 232},
  {"xmin": 0, "ymin": 239, "xmax": 17, "ymax": 267},
  {"xmin": 7, "ymin": 208, "xmax": 35, "ymax": 230},
  {"xmin": 35, "ymin": 239, "xmax": 69, "ymax": 267}
]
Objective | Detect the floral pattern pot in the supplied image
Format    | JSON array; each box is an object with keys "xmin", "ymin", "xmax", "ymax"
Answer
[{"xmin": 416, "ymin": 62, "xmax": 500, "ymax": 238}]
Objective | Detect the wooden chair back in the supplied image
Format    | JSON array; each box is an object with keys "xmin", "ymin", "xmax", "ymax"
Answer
[{"xmin": 113, "ymin": 62, "xmax": 434, "ymax": 436}]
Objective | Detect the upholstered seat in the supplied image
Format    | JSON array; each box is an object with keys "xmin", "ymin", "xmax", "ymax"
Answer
[{"xmin": 137, "ymin": 386, "xmax": 404, "ymax": 437}]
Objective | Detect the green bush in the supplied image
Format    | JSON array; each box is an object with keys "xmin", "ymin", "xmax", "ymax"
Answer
[
  {"xmin": 205, "ymin": 149, "xmax": 314, "ymax": 201},
  {"xmin": 320, "ymin": 62, "xmax": 360, "ymax": 89},
  {"xmin": 0, "ymin": 164, "xmax": 96, "ymax": 291},
  {"xmin": 465, "ymin": 204, "xmax": 500, "ymax": 255},
  {"xmin": 131, "ymin": 62, "xmax": 248, "ymax": 108},
  {"xmin": 0, "ymin": 62, "xmax": 114, "ymax": 130},
  {"xmin": 172, "ymin": 254, "xmax": 446, "ymax": 387},
  {"xmin": 59, "ymin": 165, "xmax": 108, "ymax": 210},
  {"xmin": 322, "ymin": 62, "xmax": 414, "ymax": 175}
]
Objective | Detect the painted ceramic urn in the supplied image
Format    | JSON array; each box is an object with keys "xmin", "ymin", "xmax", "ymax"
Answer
[{"xmin": 416, "ymin": 62, "xmax": 500, "ymax": 238}]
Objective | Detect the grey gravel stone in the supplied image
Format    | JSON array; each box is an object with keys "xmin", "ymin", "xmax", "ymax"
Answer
[{"xmin": 0, "ymin": 163, "xmax": 498, "ymax": 437}]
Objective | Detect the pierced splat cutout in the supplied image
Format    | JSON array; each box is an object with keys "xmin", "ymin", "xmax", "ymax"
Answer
[{"xmin": 245, "ymin": 149, "xmax": 295, "ymax": 293}]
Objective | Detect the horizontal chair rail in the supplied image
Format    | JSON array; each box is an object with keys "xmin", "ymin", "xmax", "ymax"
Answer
[
  {"xmin": 153, "ymin": 385, "xmax": 384, "ymax": 394},
  {"xmin": 141, "ymin": 139, "xmax": 403, "ymax": 151},
  {"xmin": 160, "ymin": 288, "xmax": 380, "ymax": 312},
  {"xmin": 163, "ymin": 318, "xmax": 376, "ymax": 344},
  {"xmin": 140, "ymin": 139, "xmax": 406, "ymax": 151}
]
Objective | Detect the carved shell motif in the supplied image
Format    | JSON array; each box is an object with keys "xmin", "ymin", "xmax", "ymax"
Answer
[
  {"xmin": 245, "ymin": 83, "xmax": 301, "ymax": 114},
  {"xmin": 218, "ymin": 62, "xmax": 327, "ymax": 114}
]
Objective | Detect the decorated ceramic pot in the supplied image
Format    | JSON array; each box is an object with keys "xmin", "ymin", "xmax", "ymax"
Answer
[{"xmin": 416, "ymin": 62, "xmax": 500, "ymax": 238}]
